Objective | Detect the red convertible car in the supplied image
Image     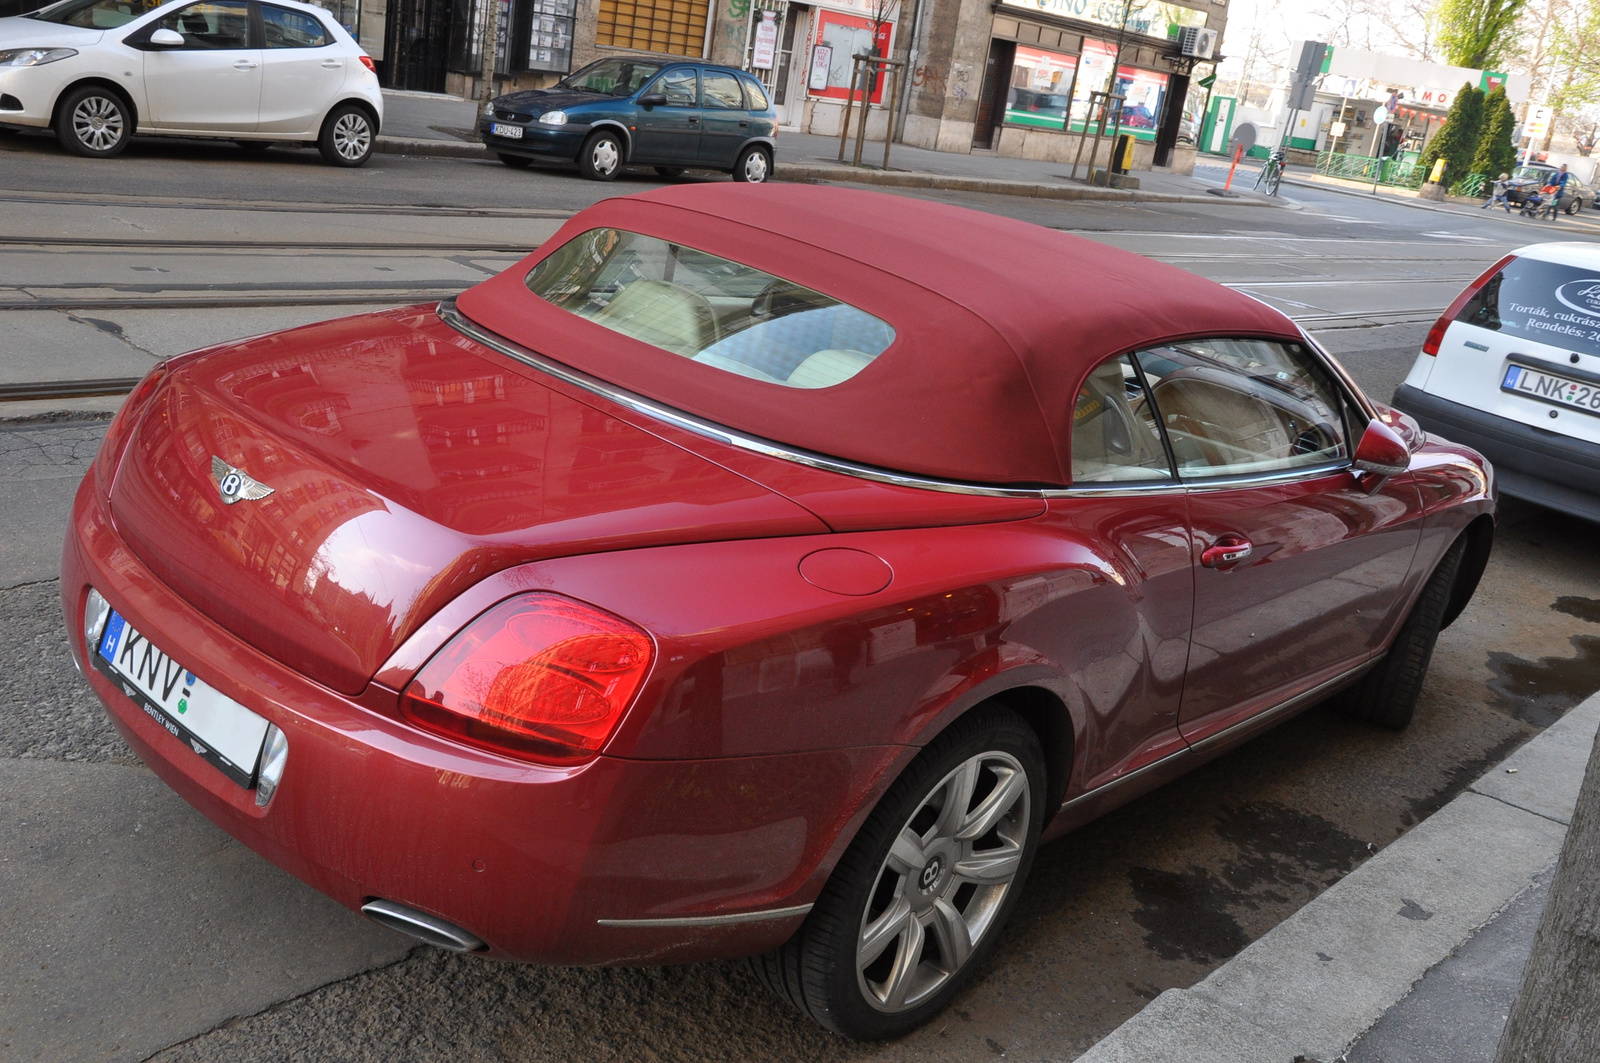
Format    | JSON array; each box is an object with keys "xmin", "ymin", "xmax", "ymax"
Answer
[{"xmin": 64, "ymin": 185, "xmax": 1494, "ymax": 1039}]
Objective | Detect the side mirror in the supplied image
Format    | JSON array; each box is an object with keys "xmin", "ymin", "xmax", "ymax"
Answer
[
  {"xmin": 1353, "ymin": 418, "xmax": 1411, "ymax": 477},
  {"xmin": 638, "ymin": 92, "xmax": 667, "ymax": 107},
  {"xmin": 148, "ymin": 27, "xmax": 185, "ymax": 47}
]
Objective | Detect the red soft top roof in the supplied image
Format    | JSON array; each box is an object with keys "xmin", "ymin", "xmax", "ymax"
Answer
[{"xmin": 455, "ymin": 183, "xmax": 1300, "ymax": 486}]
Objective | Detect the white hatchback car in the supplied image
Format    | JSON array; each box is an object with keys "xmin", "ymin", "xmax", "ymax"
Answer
[
  {"xmin": 0, "ymin": 0, "xmax": 382, "ymax": 164},
  {"xmin": 1394, "ymin": 242, "xmax": 1600, "ymax": 522}
]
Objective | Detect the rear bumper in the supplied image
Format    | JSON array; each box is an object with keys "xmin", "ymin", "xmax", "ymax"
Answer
[
  {"xmin": 1393, "ymin": 383, "xmax": 1600, "ymax": 522},
  {"xmin": 62, "ymin": 472, "xmax": 887, "ymax": 964}
]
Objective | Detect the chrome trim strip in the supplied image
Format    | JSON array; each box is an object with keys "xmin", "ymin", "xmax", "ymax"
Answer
[
  {"xmin": 597, "ymin": 903, "xmax": 814, "ymax": 928},
  {"xmin": 1055, "ymin": 747, "xmax": 1190, "ymax": 816},
  {"xmin": 1177, "ymin": 460, "xmax": 1354, "ymax": 491},
  {"xmin": 1184, "ymin": 658, "xmax": 1379, "ymax": 759},
  {"xmin": 1055, "ymin": 658, "xmax": 1378, "ymax": 816},
  {"xmin": 438, "ymin": 300, "xmax": 1049, "ymax": 500}
]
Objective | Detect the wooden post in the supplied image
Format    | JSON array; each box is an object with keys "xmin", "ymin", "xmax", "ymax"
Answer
[
  {"xmin": 838, "ymin": 60, "xmax": 860, "ymax": 162},
  {"xmin": 853, "ymin": 55, "xmax": 872, "ymax": 167}
]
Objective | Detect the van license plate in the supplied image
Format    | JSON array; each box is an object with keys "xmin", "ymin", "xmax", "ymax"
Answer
[
  {"xmin": 92, "ymin": 605, "xmax": 269, "ymax": 789},
  {"xmin": 1502, "ymin": 364, "xmax": 1600, "ymax": 417}
]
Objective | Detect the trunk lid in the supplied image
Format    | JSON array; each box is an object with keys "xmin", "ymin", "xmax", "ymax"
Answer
[{"xmin": 108, "ymin": 306, "xmax": 823, "ymax": 694}]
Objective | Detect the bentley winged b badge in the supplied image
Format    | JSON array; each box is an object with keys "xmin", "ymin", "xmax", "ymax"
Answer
[{"xmin": 211, "ymin": 456, "xmax": 275, "ymax": 505}]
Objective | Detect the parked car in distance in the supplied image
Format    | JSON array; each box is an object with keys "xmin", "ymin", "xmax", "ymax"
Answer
[
  {"xmin": 1119, "ymin": 103, "xmax": 1156, "ymax": 129},
  {"xmin": 65, "ymin": 184, "xmax": 1495, "ymax": 1040},
  {"xmin": 0, "ymin": 0, "xmax": 382, "ymax": 164},
  {"xmin": 480, "ymin": 56, "xmax": 777, "ymax": 182},
  {"xmin": 1394, "ymin": 241, "xmax": 1600, "ymax": 522},
  {"xmin": 1505, "ymin": 164, "xmax": 1590, "ymax": 214}
]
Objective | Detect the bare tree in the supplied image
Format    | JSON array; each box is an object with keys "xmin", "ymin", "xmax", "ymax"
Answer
[{"xmin": 1492, "ymin": 726, "xmax": 1600, "ymax": 1061}]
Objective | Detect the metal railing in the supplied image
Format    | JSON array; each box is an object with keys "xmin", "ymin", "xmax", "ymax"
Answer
[{"xmin": 1314, "ymin": 151, "xmax": 1428, "ymax": 189}]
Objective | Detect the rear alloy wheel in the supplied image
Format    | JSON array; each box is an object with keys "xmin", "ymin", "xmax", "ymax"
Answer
[
  {"xmin": 1337, "ymin": 537, "xmax": 1467, "ymax": 729},
  {"xmin": 498, "ymin": 152, "xmax": 533, "ymax": 169},
  {"xmin": 1565, "ymin": 197, "xmax": 1582, "ymax": 215},
  {"xmin": 57, "ymin": 86, "xmax": 131, "ymax": 158},
  {"xmin": 752, "ymin": 706, "xmax": 1043, "ymax": 1039},
  {"xmin": 318, "ymin": 104, "xmax": 375, "ymax": 167},
  {"xmin": 732, "ymin": 144, "xmax": 771, "ymax": 183},
  {"xmin": 579, "ymin": 130, "xmax": 623, "ymax": 181}
]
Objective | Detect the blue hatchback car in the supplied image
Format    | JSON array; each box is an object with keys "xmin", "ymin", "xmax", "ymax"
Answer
[{"xmin": 480, "ymin": 58, "xmax": 779, "ymax": 182}]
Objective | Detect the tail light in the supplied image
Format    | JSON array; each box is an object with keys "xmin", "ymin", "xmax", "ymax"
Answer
[
  {"xmin": 95, "ymin": 364, "xmax": 167, "ymax": 496},
  {"xmin": 358, "ymin": 55, "xmax": 376, "ymax": 73},
  {"xmin": 401, "ymin": 593, "xmax": 654, "ymax": 764},
  {"xmin": 1422, "ymin": 254, "xmax": 1516, "ymax": 356}
]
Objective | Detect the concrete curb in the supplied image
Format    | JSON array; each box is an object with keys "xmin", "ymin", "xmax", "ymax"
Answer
[
  {"xmin": 373, "ymin": 136, "xmax": 1276, "ymax": 206},
  {"xmin": 1074, "ymin": 691, "xmax": 1600, "ymax": 1063}
]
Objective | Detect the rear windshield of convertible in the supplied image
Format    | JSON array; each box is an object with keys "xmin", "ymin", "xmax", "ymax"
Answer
[{"xmin": 524, "ymin": 228, "xmax": 896, "ymax": 388}]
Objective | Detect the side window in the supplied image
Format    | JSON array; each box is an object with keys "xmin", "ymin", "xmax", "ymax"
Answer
[
  {"xmin": 742, "ymin": 77, "xmax": 770, "ymax": 110},
  {"xmin": 651, "ymin": 68, "xmax": 699, "ymax": 107},
  {"xmin": 262, "ymin": 4, "xmax": 332, "ymax": 47},
  {"xmin": 1070, "ymin": 353, "xmax": 1175, "ymax": 483},
  {"xmin": 1133, "ymin": 338, "xmax": 1349, "ymax": 479},
  {"xmin": 156, "ymin": 0, "xmax": 251, "ymax": 48},
  {"xmin": 702, "ymin": 71, "xmax": 744, "ymax": 109}
]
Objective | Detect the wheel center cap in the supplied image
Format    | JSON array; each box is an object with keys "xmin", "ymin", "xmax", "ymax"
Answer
[{"xmin": 918, "ymin": 855, "xmax": 944, "ymax": 893}]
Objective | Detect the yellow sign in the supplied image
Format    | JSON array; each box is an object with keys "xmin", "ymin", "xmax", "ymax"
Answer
[{"xmin": 1430, "ymin": 158, "xmax": 1447, "ymax": 183}]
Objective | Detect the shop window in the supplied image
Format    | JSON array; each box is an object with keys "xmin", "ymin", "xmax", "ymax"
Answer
[
  {"xmin": 808, "ymin": 10, "xmax": 894, "ymax": 104},
  {"xmin": 1068, "ymin": 38, "xmax": 1168, "ymax": 140},
  {"xmin": 596, "ymin": 0, "xmax": 709, "ymax": 57},
  {"xmin": 1005, "ymin": 44, "xmax": 1077, "ymax": 129}
]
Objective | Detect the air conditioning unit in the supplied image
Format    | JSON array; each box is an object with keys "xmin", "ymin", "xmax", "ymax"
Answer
[{"xmin": 1180, "ymin": 27, "xmax": 1218, "ymax": 59}]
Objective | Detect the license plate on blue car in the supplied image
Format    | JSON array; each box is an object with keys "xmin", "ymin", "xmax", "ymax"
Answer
[{"xmin": 491, "ymin": 123, "xmax": 523, "ymax": 139}]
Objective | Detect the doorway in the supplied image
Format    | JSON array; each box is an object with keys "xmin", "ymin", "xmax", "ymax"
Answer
[
  {"xmin": 746, "ymin": 2, "xmax": 810, "ymax": 128},
  {"xmin": 383, "ymin": 0, "xmax": 453, "ymax": 92},
  {"xmin": 973, "ymin": 38, "xmax": 1014, "ymax": 150}
]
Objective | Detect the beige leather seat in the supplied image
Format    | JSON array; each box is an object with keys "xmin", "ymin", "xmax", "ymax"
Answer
[
  {"xmin": 590, "ymin": 279, "xmax": 717, "ymax": 357},
  {"xmin": 1071, "ymin": 360, "xmax": 1168, "ymax": 481},
  {"xmin": 785, "ymin": 348, "xmax": 875, "ymax": 389}
]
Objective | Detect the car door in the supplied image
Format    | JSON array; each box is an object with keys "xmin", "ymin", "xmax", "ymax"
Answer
[
  {"xmin": 1130, "ymin": 337, "xmax": 1426, "ymax": 747},
  {"xmin": 140, "ymin": 0, "xmax": 261, "ymax": 132},
  {"xmin": 632, "ymin": 66, "xmax": 700, "ymax": 164},
  {"xmin": 696, "ymin": 68, "xmax": 749, "ymax": 167},
  {"xmin": 257, "ymin": 2, "xmax": 344, "ymax": 134},
  {"xmin": 1035, "ymin": 353, "xmax": 1193, "ymax": 791}
]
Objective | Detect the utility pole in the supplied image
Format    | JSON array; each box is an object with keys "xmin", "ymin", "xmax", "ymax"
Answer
[
  {"xmin": 478, "ymin": 0, "xmax": 499, "ymax": 106},
  {"xmin": 1492, "ymin": 727, "xmax": 1600, "ymax": 1061}
]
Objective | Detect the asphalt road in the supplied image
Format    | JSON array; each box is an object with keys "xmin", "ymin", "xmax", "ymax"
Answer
[{"xmin": 3, "ymin": 135, "xmax": 1600, "ymax": 1063}]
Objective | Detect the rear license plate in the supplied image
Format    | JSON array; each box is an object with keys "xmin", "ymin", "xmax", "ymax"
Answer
[
  {"xmin": 91, "ymin": 605, "xmax": 269, "ymax": 789},
  {"xmin": 491, "ymin": 122, "xmax": 523, "ymax": 140},
  {"xmin": 1502, "ymin": 363, "xmax": 1600, "ymax": 417}
]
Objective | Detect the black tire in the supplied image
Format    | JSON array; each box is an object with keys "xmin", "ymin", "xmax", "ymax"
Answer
[
  {"xmin": 1565, "ymin": 197, "xmax": 1582, "ymax": 215},
  {"xmin": 1337, "ymin": 537, "xmax": 1467, "ymax": 729},
  {"xmin": 578, "ymin": 130, "xmax": 623, "ymax": 180},
  {"xmin": 56, "ymin": 84, "xmax": 131, "ymax": 158},
  {"xmin": 317, "ymin": 103, "xmax": 375, "ymax": 167},
  {"xmin": 498, "ymin": 152, "xmax": 533, "ymax": 168},
  {"xmin": 1265, "ymin": 166, "xmax": 1282, "ymax": 196},
  {"xmin": 751, "ymin": 705, "xmax": 1045, "ymax": 1039},
  {"xmin": 653, "ymin": 165, "xmax": 684, "ymax": 177},
  {"xmin": 236, "ymin": 140, "xmax": 271, "ymax": 152},
  {"xmin": 731, "ymin": 144, "xmax": 772, "ymax": 183}
]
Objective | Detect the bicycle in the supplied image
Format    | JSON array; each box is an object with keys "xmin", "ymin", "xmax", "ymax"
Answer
[{"xmin": 1254, "ymin": 147, "xmax": 1286, "ymax": 196}]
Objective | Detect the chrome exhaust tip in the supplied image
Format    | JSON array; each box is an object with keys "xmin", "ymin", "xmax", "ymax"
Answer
[{"xmin": 360, "ymin": 900, "xmax": 485, "ymax": 952}]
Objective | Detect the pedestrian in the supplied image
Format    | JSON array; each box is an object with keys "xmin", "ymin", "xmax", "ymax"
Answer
[
  {"xmin": 1483, "ymin": 173, "xmax": 1512, "ymax": 211},
  {"xmin": 1548, "ymin": 163, "xmax": 1572, "ymax": 218}
]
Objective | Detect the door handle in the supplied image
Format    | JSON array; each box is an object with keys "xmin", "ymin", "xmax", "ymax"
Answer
[
  {"xmin": 687, "ymin": 116, "xmax": 699, "ymax": 124},
  {"xmin": 739, "ymin": 119, "xmax": 750, "ymax": 127},
  {"xmin": 1201, "ymin": 535, "xmax": 1253, "ymax": 568},
  {"xmin": 321, "ymin": 59, "xmax": 343, "ymax": 68},
  {"xmin": 233, "ymin": 60, "xmax": 257, "ymax": 70}
]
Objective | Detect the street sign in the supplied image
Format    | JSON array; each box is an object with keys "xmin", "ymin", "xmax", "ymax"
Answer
[
  {"xmin": 1198, "ymin": 72, "xmax": 1216, "ymax": 89},
  {"xmin": 1230, "ymin": 120, "xmax": 1258, "ymax": 153},
  {"xmin": 1525, "ymin": 104, "xmax": 1554, "ymax": 140},
  {"xmin": 1373, "ymin": 105, "xmax": 1389, "ymax": 125}
]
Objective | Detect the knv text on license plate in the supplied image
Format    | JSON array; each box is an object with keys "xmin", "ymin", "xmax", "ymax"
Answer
[
  {"xmin": 93, "ymin": 606, "xmax": 269, "ymax": 789},
  {"xmin": 1502, "ymin": 363, "xmax": 1600, "ymax": 416},
  {"xmin": 491, "ymin": 123, "xmax": 523, "ymax": 139}
]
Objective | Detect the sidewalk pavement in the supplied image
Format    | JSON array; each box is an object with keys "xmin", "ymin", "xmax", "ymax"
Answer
[
  {"xmin": 1074, "ymin": 689, "xmax": 1600, "ymax": 1063},
  {"xmin": 375, "ymin": 90, "xmax": 1276, "ymax": 206}
]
